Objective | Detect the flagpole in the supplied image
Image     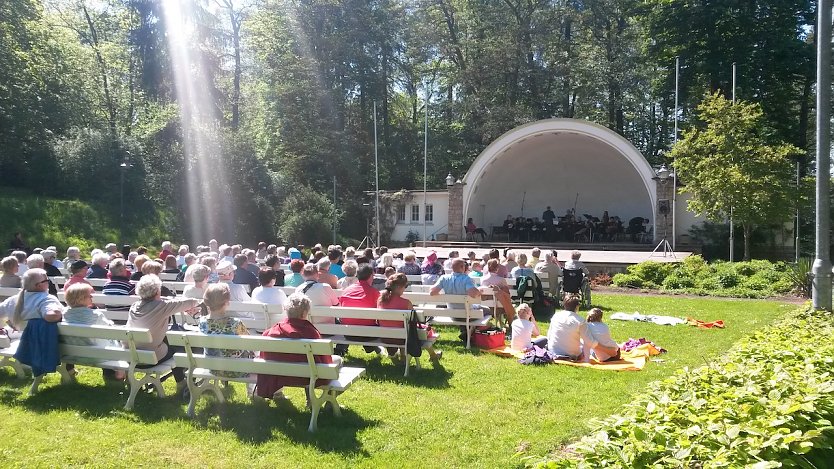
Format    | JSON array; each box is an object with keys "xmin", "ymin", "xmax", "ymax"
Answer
[
  {"xmin": 729, "ymin": 62, "xmax": 736, "ymax": 262},
  {"xmin": 374, "ymin": 101, "xmax": 380, "ymax": 248},
  {"xmin": 423, "ymin": 87, "xmax": 429, "ymax": 249},
  {"xmin": 672, "ymin": 56, "xmax": 679, "ymax": 252}
]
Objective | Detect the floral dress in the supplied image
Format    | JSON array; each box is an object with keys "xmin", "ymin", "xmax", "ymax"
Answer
[{"xmin": 198, "ymin": 316, "xmax": 252, "ymax": 378}]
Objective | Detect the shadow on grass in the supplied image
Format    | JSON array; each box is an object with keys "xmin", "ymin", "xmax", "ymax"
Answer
[
  {"xmin": 0, "ymin": 377, "xmax": 189, "ymax": 424},
  {"xmin": 192, "ymin": 396, "xmax": 377, "ymax": 454}
]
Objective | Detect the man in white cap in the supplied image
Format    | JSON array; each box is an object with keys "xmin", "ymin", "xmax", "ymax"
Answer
[{"xmin": 216, "ymin": 260, "xmax": 250, "ymax": 303}]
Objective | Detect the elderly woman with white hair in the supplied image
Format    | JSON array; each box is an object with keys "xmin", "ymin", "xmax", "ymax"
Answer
[
  {"xmin": 127, "ymin": 274, "xmax": 200, "ymax": 395},
  {"xmin": 0, "ymin": 269, "xmax": 63, "ymax": 331},
  {"xmin": 256, "ymin": 293, "xmax": 340, "ymax": 400},
  {"xmin": 0, "ymin": 256, "xmax": 21, "ymax": 288},
  {"xmin": 86, "ymin": 251, "xmax": 111, "ymax": 279},
  {"xmin": 183, "ymin": 264, "xmax": 211, "ymax": 299},
  {"xmin": 62, "ymin": 246, "xmax": 81, "ymax": 269},
  {"xmin": 199, "ymin": 283, "xmax": 252, "ymax": 378}
]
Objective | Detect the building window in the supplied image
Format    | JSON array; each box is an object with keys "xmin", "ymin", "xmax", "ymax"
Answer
[
  {"xmin": 425, "ymin": 204, "xmax": 433, "ymax": 222},
  {"xmin": 397, "ymin": 205, "xmax": 405, "ymax": 223},
  {"xmin": 411, "ymin": 204, "xmax": 420, "ymax": 222}
]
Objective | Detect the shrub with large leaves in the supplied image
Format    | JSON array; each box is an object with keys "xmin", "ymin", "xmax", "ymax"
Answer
[{"xmin": 540, "ymin": 306, "xmax": 834, "ymax": 468}]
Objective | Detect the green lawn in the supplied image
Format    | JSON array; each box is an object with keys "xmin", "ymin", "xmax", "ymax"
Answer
[{"xmin": 0, "ymin": 294, "xmax": 792, "ymax": 468}]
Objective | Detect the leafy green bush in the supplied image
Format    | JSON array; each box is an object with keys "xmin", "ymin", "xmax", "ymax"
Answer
[
  {"xmin": 611, "ymin": 273, "xmax": 644, "ymax": 288},
  {"xmin": 661, "ymin": 271, "xmax": 694, "ymax": 289},
  {"xmin": 611, "ymin": 256, "xmax": 796, "ymax": 298},
  {"xmin": 541, "ymin": 306, "xmax": 834, "ymax": 468},
  {"xmin": 626, "ymin": 261, "xmax": 674, "ymax": 286}
]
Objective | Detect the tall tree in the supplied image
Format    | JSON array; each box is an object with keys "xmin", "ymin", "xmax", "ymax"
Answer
[{"xmin": 672, "ymin": 92, "xmax": 800, "ymax": 260}]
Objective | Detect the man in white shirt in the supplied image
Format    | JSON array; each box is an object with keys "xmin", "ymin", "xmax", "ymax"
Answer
[{"xmin": 546, "ymin": 296, "xmax": 593, "ymax": 361}]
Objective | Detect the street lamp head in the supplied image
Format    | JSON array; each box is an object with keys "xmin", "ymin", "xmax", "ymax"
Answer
[
  {"xmin": 120, "ymin": 162, "xmax": 128, "ymax": 168},
  {"xmin": 445, "ymin": 173, "xmax": 455, "ymax": 186},
  {"xmin": 656, "ymin": 164, "xmax": 670, "ymax": 183}
]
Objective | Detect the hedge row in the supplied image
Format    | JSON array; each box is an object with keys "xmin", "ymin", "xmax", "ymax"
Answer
[
  {"xmin": 540, "ymin": 306, "xmax": 834, "ymax": 468},
  {"xmin": 611, "ymin": 256, "xmax": 797, "ymax": 298}
]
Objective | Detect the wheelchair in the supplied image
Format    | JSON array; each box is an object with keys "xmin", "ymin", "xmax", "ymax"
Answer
[{"xmin": 561, "ymin": 268, "xmax": 591, "ymax": 309}]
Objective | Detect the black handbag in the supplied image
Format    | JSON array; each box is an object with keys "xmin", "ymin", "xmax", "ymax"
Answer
[{"xmin": 406, "ymin": 310, "xmax": 423, "ymax": 358}]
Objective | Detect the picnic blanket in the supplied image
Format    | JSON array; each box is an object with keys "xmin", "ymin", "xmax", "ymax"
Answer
[
  {"xmin": 484, "ymin": 341, "xmax": 664, "ymax": 372},
  {"xmin": 687, "ymin": 317, "xmax": 726, "ymax": 329},
  {"xmin": 610, "ymin": 312, "xmax": 687, "ymax": 326}
]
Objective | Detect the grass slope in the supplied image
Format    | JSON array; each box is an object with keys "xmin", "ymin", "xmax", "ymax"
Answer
[
  {"xmin": 0, "ymin": 294, "xmax": 790, "ymax": 468},
  {"xmin": 0, "ymin": 187, "xmax": 175, "ymax": 253}
]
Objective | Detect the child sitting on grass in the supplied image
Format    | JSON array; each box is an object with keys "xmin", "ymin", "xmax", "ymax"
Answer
[
  {"xmin": 585, "ymin": 307, "xmax": 621, "ymax": 362},
  {"xmin": 510, "ymin": 304, "xmax": 542, "ymax": 351}
]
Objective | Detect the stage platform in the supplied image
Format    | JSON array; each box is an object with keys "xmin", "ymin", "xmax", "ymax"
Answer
[{"xmin": 389, "ymin": 242, "xmax": 693, "ymax": 275}]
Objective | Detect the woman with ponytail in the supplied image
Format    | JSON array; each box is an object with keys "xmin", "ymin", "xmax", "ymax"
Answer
[
  {"xmin": 378, "ymin": 273, "xmax": 441, "ymax": 361},
  {"xmin": 0, "ymin": 269, "xmax": 63, "ymax": 332}
]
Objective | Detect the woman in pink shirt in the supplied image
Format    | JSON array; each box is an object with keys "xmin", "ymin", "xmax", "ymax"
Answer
[{"xmin": 379, "ymin": 273, "xmax": 441, "ymax": 361}]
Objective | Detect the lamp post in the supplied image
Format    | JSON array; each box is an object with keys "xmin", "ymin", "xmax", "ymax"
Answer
[{"xmin": 812, "ymin": 0, "xmax": 832, "ymax": 310}]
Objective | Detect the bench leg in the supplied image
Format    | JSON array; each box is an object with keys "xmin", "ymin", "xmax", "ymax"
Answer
[
  {"xmin": 57, "ymin": 363, "xmax": 75, "ymax": 385},
  {"xmin": 308, "ymin": 389, "xmax": 322, "ymax": 432},
  {"xmin": 0, "ymin": 356, "xmax": 27, "ymax": 379},
  {"xmin": 29, "ymin": 374, "xmax": 44, "ymax": 396}
]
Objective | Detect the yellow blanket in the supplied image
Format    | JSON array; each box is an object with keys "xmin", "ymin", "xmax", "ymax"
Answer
[{"xmin": 484, "ymin": 343, "xmax": 663, "ymax": 372}]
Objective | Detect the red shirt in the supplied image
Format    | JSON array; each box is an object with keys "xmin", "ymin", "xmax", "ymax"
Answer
[
  {"xmin": 379, "ymin": 295, "xmax": 412, "ymax": 328},
  {"xmin": 63, "ymin": 276, "xmax": 92, "ymax": 292},
  {"xmin": 256, "ymin": 317, "xmax": 333, "ymax": 397},
  {"xmin": 338, "ymin": 281, "xmax": 380, "ymax": 326}
]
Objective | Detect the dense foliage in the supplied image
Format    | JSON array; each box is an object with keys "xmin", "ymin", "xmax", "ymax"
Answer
[
  {"xmin": 672, "ymin": 93, "xmax": 800, "ymax": 261},
  {"xmin": 0, "ymin": 0, "xmax": 818, "ymax": 246},
  {"xmin": 612, "ymin": 256, "xmax": 798, "ymax": 298},
  {"xmin": 541, "ymin": 305, "xmax": 834, "ymax": 467}
]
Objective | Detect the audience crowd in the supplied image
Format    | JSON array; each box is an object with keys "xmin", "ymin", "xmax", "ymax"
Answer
[{"xmin": 0, "ymin": 236, "xmax": 613, "ymax": 399}]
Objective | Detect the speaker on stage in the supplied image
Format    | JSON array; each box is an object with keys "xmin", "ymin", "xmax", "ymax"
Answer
[{"xmin": 658, "ymin": 199, "xmax": 670, "ymax": 216}]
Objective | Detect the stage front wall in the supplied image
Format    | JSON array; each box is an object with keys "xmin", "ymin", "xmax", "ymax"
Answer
[{"xmin": 465, "ymin": 132, "xmax": 654, "ymax": 231}]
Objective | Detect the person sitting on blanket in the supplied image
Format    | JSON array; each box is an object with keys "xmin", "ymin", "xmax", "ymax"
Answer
[
  {"xmin": 546, "ymin": 295, "xmax": 593, "ymax": 362},
  {"xmin": 256, "ymin": 292, "xmax": 341, "ymax": 402},
  {"xmin": 199, "ymin": 283, "xmax": 253, "ymax": 379},
  {"xmin": 510, "ymin": 304, "xmax": 543, "ymax": 351},
  {"xmin": 585, "ymin": 308, "xmax": 621, "ymax": 362}
]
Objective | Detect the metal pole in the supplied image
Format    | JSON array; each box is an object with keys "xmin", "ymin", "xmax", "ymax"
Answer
[
  {"xmin": 119, "ymin": 165, "xmax": 125, "ymax": 244},
  {"xmin": 423, "ymin": 89, "xmax": 428, "ymax": 248},
  {"xmin": 672, "ymin": 56, "xmax": 679, "ymax": 251},
  {"xmin": 729, "ymin": 62, "xmax": 736, "ymax": 262},
  {"xmin": 812, "ymin": 0, "xmax": 832, "ymax": 310},
  {"xmin": 796, "ymin": 160, "xmax": 800, "ymax": 263},
  {"xmin": 332, "ymin": 176, "xmax": 337, "ymax": 245},
  {"xmin": 374, "ymin": 101, "xmax": 381, "ymax": 248}
]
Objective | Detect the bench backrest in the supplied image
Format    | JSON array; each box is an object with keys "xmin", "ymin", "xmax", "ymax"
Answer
[
  {"xmin": 308, "ymin": 306, "xmax": 411, "ymax": 340},
  {"xmin": 166, "ymin": 331, "xmax": 340, "ymax": 380},
  {"xmin": 0, "ymin": 287, "xmax": 20, "ymax": 300},
  {"xmin": 402, "ymin": 292, "xmax": 483, "ymax": 319},
  {"xmin": 57, "ymin": 323, "xmax": 159, "ymax": 366}
]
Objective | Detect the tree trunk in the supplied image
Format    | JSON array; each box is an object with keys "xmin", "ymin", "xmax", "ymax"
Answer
[
  {"xmin": 743, "ymin": 223, "xmax": 752, "ymax": 261},
  {"xmin": 83, "ymin": 4, "xmax": 117, "ymax": 137},
  {"xmin": 229, "ymin": 4, "xmax": 242, "ymax": 130}
]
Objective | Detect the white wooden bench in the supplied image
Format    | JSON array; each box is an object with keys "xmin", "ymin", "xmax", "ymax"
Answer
[
  {"xmin": 402, "ymin": 292, "xmax": 490, "ymax": 349},
  {"xmin": 309, "ymin": 306, "xmax": 438, "ymax": 376},
  {"xmin": 0, "ymin": 339, "xmax": 28, "ymax": 378},
  {"xmin": 0, "ymin": 288, "xmax": 27, "ymax": 377},
  {"xmin": 166, "ymin": 331, "xmax": 365, "ymax": 432},
  {"xmin": 158, "ymin": 273, "xmax": 179, "ymax": 281},
  {"xmin": 30, "ymin": 323, "xmax": 174, "ymax": 410}
]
